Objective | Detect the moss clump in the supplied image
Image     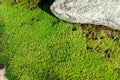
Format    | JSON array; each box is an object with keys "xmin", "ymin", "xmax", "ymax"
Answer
[
  {"xmin": 0, "ymin": 0, "xmax": 41, "ymax": 10},
  {"xmin": 0, "ymin": 1, "xmax": 120, "ymax": 80}
]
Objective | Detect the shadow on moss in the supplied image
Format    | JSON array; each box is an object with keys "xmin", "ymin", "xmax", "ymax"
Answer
[
  {"xmin": 38, "ymin": 0, "xmax": 55, "ymax": 16},
  {"xmin": 0, "ymin": 23, "xmax": 4, "ymax": 53}
]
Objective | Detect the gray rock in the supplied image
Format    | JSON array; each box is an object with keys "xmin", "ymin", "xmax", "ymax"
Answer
[{"xmin": 50, "ymin": 0, "xmax": 120, "ymax": 30}]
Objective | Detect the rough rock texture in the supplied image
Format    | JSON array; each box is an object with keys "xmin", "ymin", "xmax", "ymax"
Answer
[
  {"xmin": 0, "ymin": 63, "xmax": 8, "ymax": 80},
  {"xmin": 50, "ymin": 0, "xmax": 120, "ymax": 30}
]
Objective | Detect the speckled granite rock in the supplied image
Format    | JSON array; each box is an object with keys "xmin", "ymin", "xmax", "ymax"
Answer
[
  {"xmin": 0, "ymin": 63, "xmax": 8, "ymax": 80},
  {"xmin": 50, "ymin": 0, "xmax": 120, "ymax": 30}
]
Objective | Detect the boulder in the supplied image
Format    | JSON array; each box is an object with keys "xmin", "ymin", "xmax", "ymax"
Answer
[{"xmin": 50, "ymin": 0, "xmax": 120, "ymax": 30}]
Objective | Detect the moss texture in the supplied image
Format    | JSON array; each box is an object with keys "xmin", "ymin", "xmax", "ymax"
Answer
[{"xmin": 0, "ymin": 0, "xmax": 120, "ymax": 80}]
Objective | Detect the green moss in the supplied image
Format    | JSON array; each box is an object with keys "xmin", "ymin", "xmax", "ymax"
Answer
[
  {"xmin": 0, "ymin": 1, "xmax": 120, "ymax": 80},
  {"xmin": 0, "ymin": 0, "xmax": 40, "ymax": 10}
]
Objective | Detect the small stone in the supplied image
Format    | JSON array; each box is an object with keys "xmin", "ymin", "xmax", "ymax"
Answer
[
  {"xmin": 0, "ymin": 63, "xmax": 8, "ymax": 80},
  {"xmin": 50, "ymin": 0, "xmax": 120, "ymax": 30}
]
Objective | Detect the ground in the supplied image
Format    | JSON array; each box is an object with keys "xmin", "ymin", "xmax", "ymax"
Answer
[{"xmin": 0, "ymin": 0, "xmax": 120, "ymax": 80}]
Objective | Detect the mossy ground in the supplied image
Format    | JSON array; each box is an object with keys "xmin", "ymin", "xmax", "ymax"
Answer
[{"xmin": 0, "ymin": 0, "xmax": 120, "ymax": 80}]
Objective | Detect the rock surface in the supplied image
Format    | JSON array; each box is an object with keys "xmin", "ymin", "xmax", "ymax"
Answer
[
  {"xmin": 50, "ymin": 0, "xmax": 120, "ymax": 30},
  {"xmin": 0, "ymin": 63, "xmax": 8, "ymax": 80}
]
